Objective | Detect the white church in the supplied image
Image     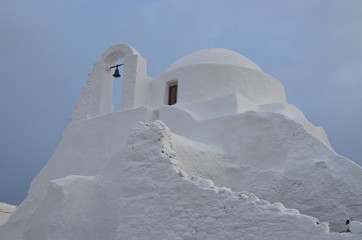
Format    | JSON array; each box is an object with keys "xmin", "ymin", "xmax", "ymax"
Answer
[
  {"xmin": 1, "ymin": 44, "xmax": 362, "ymax": 239},
  {"xmin": 72, "ymin": 43, "xmax": 329, "ymax": 146}
]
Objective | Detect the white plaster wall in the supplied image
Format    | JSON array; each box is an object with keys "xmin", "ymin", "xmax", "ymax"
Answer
[
  {"xmin": 177, "ymin": 93, "xmax": 257, "ymax": 120},
  {"xmin": 258, "ymin": 103, "xmax": 330, "ymax": 146},
  {"xmin": 0, "ymin": 212, "xmax": 13, "ymax": 226},
  {"xmin": 150, "ymin": 64, "xmax": 286, "ymax": 108},
  {"xmin": 32, "ymin": 107, "xmax": 157, "ymax": 198},
  {"xmin": 0, "ymin": 203, "xmax": 16, "ymax": 226},
  {"xmin": 121, "ymin": 55, "xmax": 150, "ymax": 110},
  {"xmin": 6, "ymin": 107, "xmax": 157, "ymax": 235},
  {"xmin": 72, "ymin": 60, "xmax": 114, "ymax": 121},
  {"xmin": 157, "ymin": 107, "xmax": 361, "ymax": 231},
  {"xmin": 7, "ymin": 122, "xmax": 351, "ymax": 240},
  {"xmin": 259, "ymin": 102, "xmax": 307, "ymax": 121}
]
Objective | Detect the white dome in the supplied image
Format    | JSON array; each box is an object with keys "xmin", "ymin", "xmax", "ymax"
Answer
[{"xmin": 167, "ymin": 48, "xmax": 262, "ymax": 72}]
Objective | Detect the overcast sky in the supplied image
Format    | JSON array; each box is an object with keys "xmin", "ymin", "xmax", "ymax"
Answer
[{"xmin": 1, "ymin": 0, "xmax": 361, "ymax": 205}]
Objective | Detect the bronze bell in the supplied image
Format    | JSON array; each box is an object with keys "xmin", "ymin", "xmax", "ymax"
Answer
[{"xmin": 113, "ymin": 67, "xmax": 121, "ymax": 78}]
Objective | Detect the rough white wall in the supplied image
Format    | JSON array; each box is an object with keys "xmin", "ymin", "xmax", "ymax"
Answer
[
  {"xmin": 158, "ymin": 107, "xmax": 361, "ymax": 231},
  {"xmin": 1, "ymin": 107, "xmax": 156, "ymax": 239},
  {"xmin": 4, "ymin": 121, "xmax": 357, "ymax": 240},
  {"xmin": 0, "ymin": 203, "xmax": 16, "ymax": 226},
  {"xmin": 258, "ymin": 102, "xmax": 330, "ymax": 146},
  {"xmin": 176, "ymin": 93, "xmax": 257, "ymax": 120}
]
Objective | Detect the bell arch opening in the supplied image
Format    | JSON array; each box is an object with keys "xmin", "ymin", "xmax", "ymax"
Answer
[
  {"xmin": 72, "ymin": 43, "xmax": 145, "ymax": 122},
  {"xmin": 99, "ymin": 43, "xmax": 140, "ymax": 113},
  {"xmin": 111, "ymin": 60, "xmax": 124, "ymax": 112}
]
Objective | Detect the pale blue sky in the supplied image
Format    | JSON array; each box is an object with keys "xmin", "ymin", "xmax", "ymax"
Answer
[{"xmin": 1, "ymin": 0, "xmax": 361, "ymax": 205}]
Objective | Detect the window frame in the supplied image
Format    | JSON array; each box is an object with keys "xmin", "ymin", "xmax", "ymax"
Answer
[{"xmin": 167, "ymin": 82, "xmax": 178, "ymax": 105}]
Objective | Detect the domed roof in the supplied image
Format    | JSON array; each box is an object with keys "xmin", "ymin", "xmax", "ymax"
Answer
[{"xmin": 167, "ymin": 48, "xmax": 262, "ymax": 72}]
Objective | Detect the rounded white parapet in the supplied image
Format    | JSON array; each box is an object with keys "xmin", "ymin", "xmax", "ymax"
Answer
[{"xmin": 100, "ymin": 43, "xmax": 140, "ymax": 66}]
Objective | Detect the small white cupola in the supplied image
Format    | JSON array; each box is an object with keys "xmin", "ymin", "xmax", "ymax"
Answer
[{"xmin": 150, "ymin": 48, "xmax": 286, "ymax": 108}]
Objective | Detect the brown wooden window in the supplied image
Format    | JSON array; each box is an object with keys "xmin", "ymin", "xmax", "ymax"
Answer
[{"xmin": 168, "ymin": 84, "xmax": 178, "ymax": 105}]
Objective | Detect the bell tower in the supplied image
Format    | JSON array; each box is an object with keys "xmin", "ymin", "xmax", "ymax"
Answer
[{"xmin": 71, "ymin": 44, "xmax": 149, "ymax": 122}]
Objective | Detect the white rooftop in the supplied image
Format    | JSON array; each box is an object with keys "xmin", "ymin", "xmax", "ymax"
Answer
[{"xmin": 167, "ymin": 48, "xmax": 262, "ymax": 72}]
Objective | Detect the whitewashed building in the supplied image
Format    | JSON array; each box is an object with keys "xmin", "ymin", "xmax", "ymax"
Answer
[
  {"xmin": 72, "ymin": 43, "xmax": 329, "ymax": 145},
  {"xmin": 1, "ymin": 44, "xmax": 361, "ymax": 239}
]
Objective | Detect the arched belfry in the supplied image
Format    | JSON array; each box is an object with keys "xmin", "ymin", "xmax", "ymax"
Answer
[{"xmin": 72, "ymin": 43, "xmax": 148, "ymax": 122}]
